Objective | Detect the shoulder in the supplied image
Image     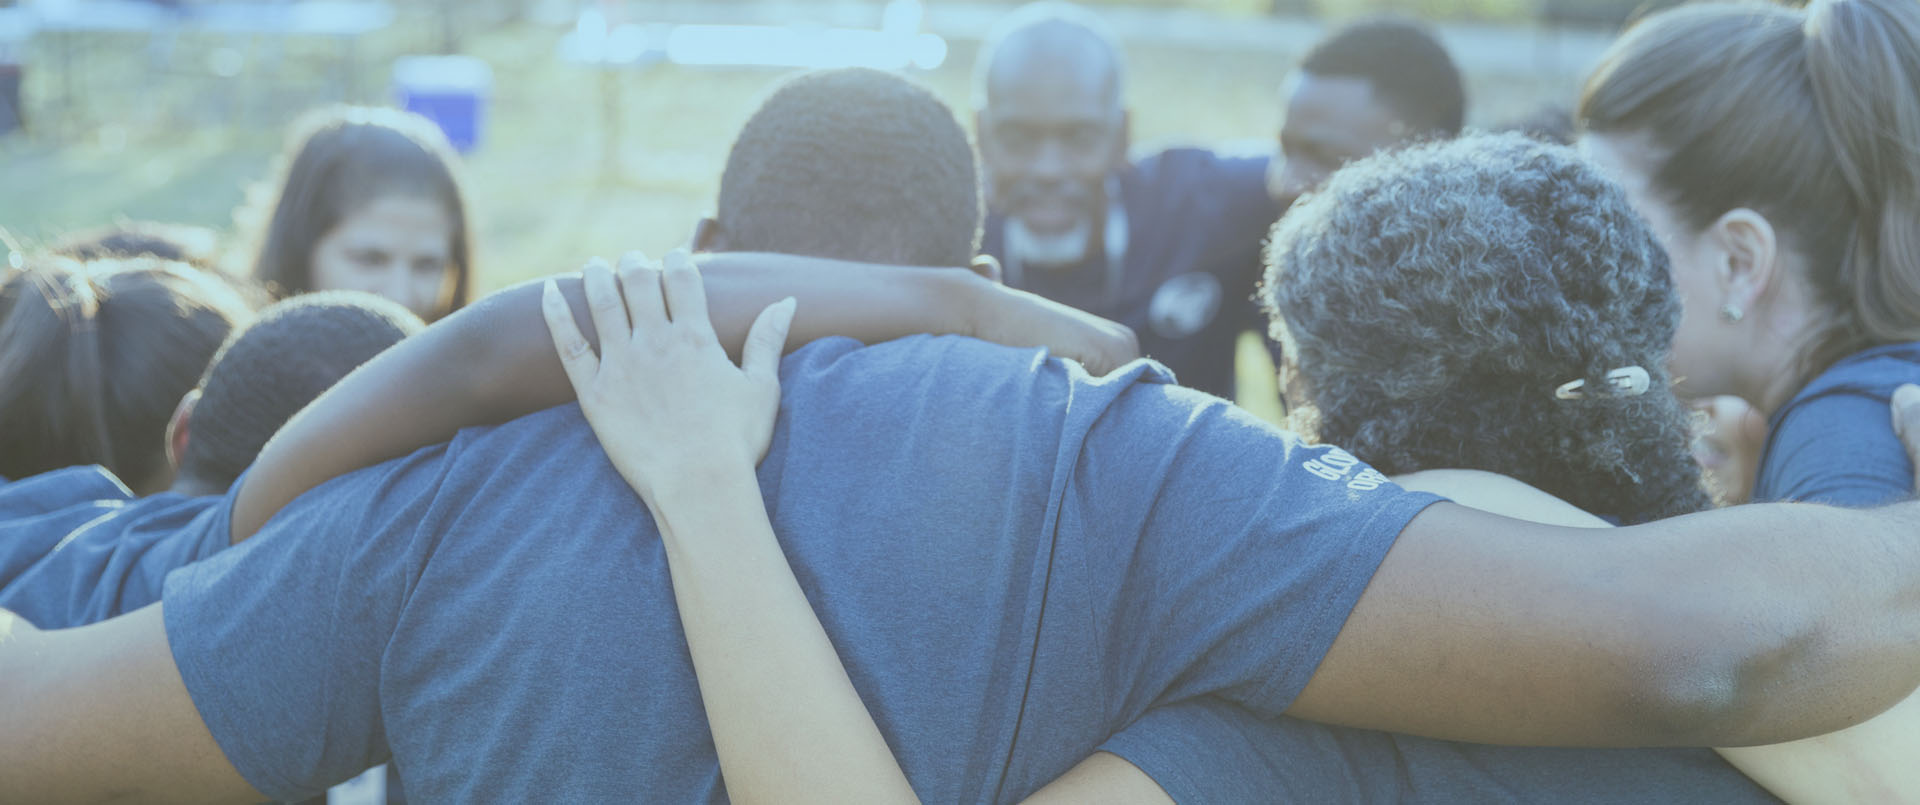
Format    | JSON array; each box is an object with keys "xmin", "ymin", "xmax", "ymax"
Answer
[
  {"xmin": 0, "ymin": 466, "xmax": 134, "ymax": 518},
  {"xmin": 1132, "ymin": 146, "xmax": 1270, "ymax": 190},
  {"xmin": 1758, "ymin": 390, "xmax": 1913, "ymax": 507},
  {"xmin": 1791, "ymin": 342, "xmax": 1920, "ymax": 404}
]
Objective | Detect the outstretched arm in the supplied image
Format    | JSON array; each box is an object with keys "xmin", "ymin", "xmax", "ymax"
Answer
[
  {"xmin": 1291, "ymin": 496, "xmax": 1920, "ymax": 748},
  {"xmin": 545, "ymin": 257, "xmax": 916, "ymax": 804},
  {"xmin": 232, "ymin": 251, "xmax": 1136, "ymax": 542}
]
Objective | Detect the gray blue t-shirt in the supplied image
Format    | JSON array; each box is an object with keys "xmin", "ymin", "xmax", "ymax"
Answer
[
  {"xmin": 1753, "ymin": 341, "xmax": 1920, "ymax": 506},
  {"xmin": 1100, "ymin": 699, "xmax": 1778, "ymax": 803},
  {"xmin": 161, "ymin": 335, "xmax": 1439, "ymax": 802},
  {"xmin": 0, "ymin": 466, "xmax": 224, "ymax": 628}
]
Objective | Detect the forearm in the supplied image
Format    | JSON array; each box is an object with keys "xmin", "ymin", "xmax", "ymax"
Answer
[
  {"xmin": 646, "ymin": 464, "xmax": 918, "ymax": 805},
  {"xmin": 232, "ymin": 256, "xmax": 988, "ymax": 542},
  {"xmin": 1294, "ymin": 500, "xmax": 1920, "ymax": 747}
]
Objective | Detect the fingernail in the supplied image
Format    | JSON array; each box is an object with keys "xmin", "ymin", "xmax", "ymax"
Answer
[
  {"xmin": 619, "ymin": 250, "xmax": 649, "ymax": 270},
  {"xmin": 584, "ymin": 257, "xmax": 610, "ymax": 271}
]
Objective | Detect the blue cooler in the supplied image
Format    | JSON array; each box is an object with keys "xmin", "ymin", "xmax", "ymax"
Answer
[{"xmin": 393, "ymin": 55, "xmax": 492, "ymax": 154}]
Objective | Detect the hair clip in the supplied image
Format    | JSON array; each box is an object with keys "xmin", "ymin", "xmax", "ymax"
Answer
[{"xmin": 1555, "ymin": 366, "xmax": 1652, "ymax": 400}]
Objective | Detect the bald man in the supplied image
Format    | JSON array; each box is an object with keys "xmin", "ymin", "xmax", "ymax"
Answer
[{"xmin": 974, "ymin": 5, "xmax": 1464, "ymax": 400}]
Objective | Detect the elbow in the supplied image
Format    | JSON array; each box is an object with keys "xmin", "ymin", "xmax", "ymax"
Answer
[{"xmin": 1626, "ymin": 606, "xmax": 1838, "ymax": 746}]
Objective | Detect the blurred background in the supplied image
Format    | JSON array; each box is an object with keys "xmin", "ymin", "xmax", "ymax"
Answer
[{"xmin": 0, "ymin": 0, "xmax": 1654, "ymax": 287}]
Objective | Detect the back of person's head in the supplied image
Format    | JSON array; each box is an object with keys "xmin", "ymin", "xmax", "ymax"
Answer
[
  {"xmin": 1300, "ymin": 18, "xmax": 1464, "ymax": 137},
  {"xmin": 1263, "ymin": 133, "xmax": 1712, "ymax": 523},
  {"xmin": 175, "ymin": 291, "xmax": 423, "ymax": 491},
  {"xmin": 1578, "ymin": 0, "xmax": 1920, "ymax": 378},
  {"xmin": 710, "ymin": 68, "xmax": 982, "ymax": 267},
  {"xmin": 0, "ymin": 257, "xmax": 254, "ymax": 492},
  {"xmin": 52, "ymin": 220, "xmax": 221, "ymax": 267},
  {"xmin": 252, "ymin": 105, "xmax": 473, "ymax": 317}
]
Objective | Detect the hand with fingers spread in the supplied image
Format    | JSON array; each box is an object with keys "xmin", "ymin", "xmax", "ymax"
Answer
[
  {"xmin": 540, "ymin": 249, "xmax": 914, "ymax": 805},
  {"xmin": 541, "ymin": 250, "xmax": 796, "ymax": 505}
]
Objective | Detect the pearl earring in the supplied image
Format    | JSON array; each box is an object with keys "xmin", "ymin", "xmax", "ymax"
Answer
[{"xmin": 1719, "ymin": 303, "xmax": 1744, "ymax": 323}]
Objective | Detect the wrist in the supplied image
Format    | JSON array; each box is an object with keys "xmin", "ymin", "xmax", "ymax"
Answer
[
  {"xmin": 638, "ymin": 454, "xmax": 760, "ymax": 509},
  {"xmin": 940, "ymin": 267, "xmax": 994, "ymax": 342}
]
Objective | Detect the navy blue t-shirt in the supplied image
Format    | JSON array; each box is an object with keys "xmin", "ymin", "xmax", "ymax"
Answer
[
  {"xmin": 161, "ymin": 335, "xmax": 1438, "ymax": 802},
  {"xmin": 1100, "ymin": 699, "xmax": 1778, "ymax": 803},
  {"xmin": 982, "ymin": 148, "xmax": 1280, "ymax": 399},
  {"xmin": 1752, "ymin": 342, "xmax": 1920, "ymax": 506},
  {"xmin": 0, "ymin": 466, "xmax": 223, "ymax": 628}
]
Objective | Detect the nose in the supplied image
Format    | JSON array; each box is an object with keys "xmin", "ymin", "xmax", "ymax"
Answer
[
  {"xmin": 371, "ymin": 262, "xmax": 430, "ymax": 316},
  {"xmin": 1030, "ymin": 136, "xmax": 1072, "ymax": 181}
]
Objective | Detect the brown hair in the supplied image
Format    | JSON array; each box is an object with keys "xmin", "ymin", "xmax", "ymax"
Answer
[
  {"xmin": 1578, "ymin": 0, "xmax": 1920, "ymax": 381},
  {"xmin": 0, "ymin": 257, "xmax": 253, "ymax": 490},
  {"xmin": 251, "ymin": 106, "xmax": 473, "ymax": 320}
]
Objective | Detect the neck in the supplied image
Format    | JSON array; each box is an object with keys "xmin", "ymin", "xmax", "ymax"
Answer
[
  {"xmin": 1732, "ymin": 305, "xmax": 1825, "ymax": 419},
  {"xmin": 167, "ymin": 474, "xmax": 226, "ymax": 499}
]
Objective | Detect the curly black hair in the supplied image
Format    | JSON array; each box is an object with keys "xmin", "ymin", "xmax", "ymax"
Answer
[{"xmin": 1263, "ymin": 132, "xmax": 1713, "ymax": 523}]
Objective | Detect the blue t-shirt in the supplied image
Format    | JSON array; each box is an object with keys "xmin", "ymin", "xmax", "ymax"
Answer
[
  {"xmin": 0, "ymin": 466, "xmax": 224, "ymax": 628},
  {"xmin": 1100, "ymin": 699, "xmax": 1778, "ymax": 803},
  {"xmin": 982, "ymin": 148, "xmax": 1281, "ymax": 399},
  {"xmin": 161, "ymin": 335, "xmax": 1439, "ymax": 803},
  {"xmin": 1752, "ymin": 342, "xmax": 1920, "ymax": 506}
]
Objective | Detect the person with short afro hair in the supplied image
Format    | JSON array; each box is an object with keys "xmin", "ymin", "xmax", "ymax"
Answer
[
  {"xmin": 1297, "ymin": 18, "xmax": 1464, "ymax": 139},
  {"xmin": 697, "ymin": 67, "xmax": 983, "ymax": 269},
  {"xmin": 1265, "ymin": 131, "xmax": 1713, "ymax": 524},
  {"xmin": 1268, "ymin": 17, "xmax": 1466, "ymax": 211},
  {"xmin": 173, "ymin": 291, "xmax": 423, "ymax": 493}
]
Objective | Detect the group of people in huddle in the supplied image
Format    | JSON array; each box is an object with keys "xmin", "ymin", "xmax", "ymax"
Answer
[{"xmin": 6, "ymin": 0, "xmax": 1920, "ymax": 801}]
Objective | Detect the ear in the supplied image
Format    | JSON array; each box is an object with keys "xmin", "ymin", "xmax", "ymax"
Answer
[
  {"xmin": 165, "ymin": 389, "xmax": 199, "ymax": 472},
  {"xmin": 968, "ymin": 254, "xmax": 1003, "ymax": 284},
  {"xmin": 692, "ymin": 217, "xmax": 723, "ymax": 253},
  {"xmin": 1708, "ymin": 208, "xmax": 1781, "ymax": 311}
]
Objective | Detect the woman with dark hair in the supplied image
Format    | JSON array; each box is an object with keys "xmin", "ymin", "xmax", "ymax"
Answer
[
  {"xmin": 1579, "ymin": 0, "xmax": 1920, "ymax": 510},
  {"xmin": 0, "ymin": 256, "xmax": 253, "ymax": 493},
  {"xmin": 250, "ymin": 105, "xmax": 473, "ymax": 322}
]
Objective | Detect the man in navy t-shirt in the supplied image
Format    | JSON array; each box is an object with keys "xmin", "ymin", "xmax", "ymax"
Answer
[{"xmin": 972, "ymin": 6, "xmax": 1464, "ymax": 399}]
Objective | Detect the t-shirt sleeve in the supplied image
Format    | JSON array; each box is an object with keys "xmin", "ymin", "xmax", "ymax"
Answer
[
  {"xmin": 1097, "ymin": 699, "xmax": 1378, "ymax": 803},
  {"xmin": 1067, "ymin": 383, "xmax": 1443, "ymax": 719},
  {"xmin": 161, "ymin": 448, "xmax": 448, "ymax": 801},
  {"xmin": 1757, "ymin": 391, "xmax": 1914, "ymax": 507}
]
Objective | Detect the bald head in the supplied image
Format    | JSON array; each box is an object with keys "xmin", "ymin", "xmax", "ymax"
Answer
[{"xmin": 974, "ymin": 3, "xmax": 1124, "ymax": 111}]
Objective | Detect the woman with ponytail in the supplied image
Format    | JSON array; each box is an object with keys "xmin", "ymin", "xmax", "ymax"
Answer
[
  {"xmin": 1580, "ymin": 0, "xmax": 1920, "ymax": 509},
  {"xmin": 1579, "ymin": 0, "xmax": 1920, "ymax": 797},
  {"xmin": 0, "ymin": 257, "xmax": 253, "ymax": 493}
]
